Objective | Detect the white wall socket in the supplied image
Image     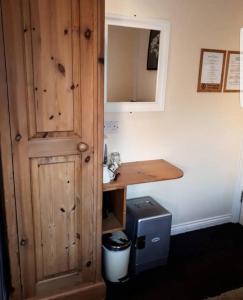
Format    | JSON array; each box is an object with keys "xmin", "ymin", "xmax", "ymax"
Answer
[{"xmin": 104, "ymin": 120, "xmax": 119, "ymax": 134}]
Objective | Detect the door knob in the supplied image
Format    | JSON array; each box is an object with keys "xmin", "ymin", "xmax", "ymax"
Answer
[{"xmin": 77, "ymin": 142, "xmax": 89, "ymax": 152}]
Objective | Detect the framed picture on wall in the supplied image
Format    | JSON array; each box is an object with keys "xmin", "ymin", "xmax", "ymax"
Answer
[
  {"xmin": 224, "ymin": 51, "xmax": 240, "ymax": 92},
  {"xmin": 147, "ymin": 30, "xmax": 160, "ymax": 70},
  {"xmin": 197, "ymin": 48, "xmax": 226, "ymax": 92}
]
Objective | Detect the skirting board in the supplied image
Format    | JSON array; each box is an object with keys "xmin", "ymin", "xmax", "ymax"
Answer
[{"xmin": 171, "ymin": 214, "xmax": 233, "ymax": 236}]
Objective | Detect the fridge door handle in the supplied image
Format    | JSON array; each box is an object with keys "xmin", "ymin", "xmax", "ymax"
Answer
[{"xmin": 136, "ymin": 235, "xmax": 146, "ymax": 249}]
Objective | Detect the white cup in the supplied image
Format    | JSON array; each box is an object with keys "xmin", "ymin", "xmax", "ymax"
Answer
[{"xmin": 103, "ymin": 165, "xmax": 111, "ymax": 184}]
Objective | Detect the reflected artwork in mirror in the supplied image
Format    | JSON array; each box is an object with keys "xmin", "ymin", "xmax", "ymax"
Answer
[{"xmin": 105, "ymin": 15, "xmax": 171, "ymax": 112}]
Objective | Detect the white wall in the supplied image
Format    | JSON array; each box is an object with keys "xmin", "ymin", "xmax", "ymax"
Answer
[
  {"xmin": 105, "ymin": 0, "xmax": 243, "ymax": 230},
  {"xmin": 108, "ymin": 26, "xmax": 135, "ymax": 101}
]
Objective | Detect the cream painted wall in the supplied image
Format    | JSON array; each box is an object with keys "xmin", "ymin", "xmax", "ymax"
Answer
[
  {"xmin": 105, "ymin": 0, "xmax": 243, "ymax": 227},
  {"xmin": 108, "ymin": 26, "xmax": 135, "ymax": 101}
]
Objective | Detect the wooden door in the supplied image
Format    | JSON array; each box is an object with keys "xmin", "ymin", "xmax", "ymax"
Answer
[{"xmin": 1, "ymin": 0, "xmax": 104, "ymax": 299}]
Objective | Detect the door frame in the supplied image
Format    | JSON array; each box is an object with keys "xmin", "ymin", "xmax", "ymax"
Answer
[{"xmin": 0, "ymin": 1, "xmax": 22, "ymax": 298}]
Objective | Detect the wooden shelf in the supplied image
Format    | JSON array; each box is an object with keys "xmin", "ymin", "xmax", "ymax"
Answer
[
  {"xmin": 102, "ymin": 159, "xmax": 183, "ymax": 234},
  {"xmin": 102, "ymin": 212, "xmax": 123, "ymax": 234},
  {"xmin": 103, "ymin": 159, "xmax": 183, "ymax": 192},
  {"xmin": 102, "ymin": 188, "xmax": 126, "ymax": 234}
]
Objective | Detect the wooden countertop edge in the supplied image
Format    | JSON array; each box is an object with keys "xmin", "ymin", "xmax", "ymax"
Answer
[{"xmin": 103, "ymin": 160, "xmax": 184, "ymax": 192}]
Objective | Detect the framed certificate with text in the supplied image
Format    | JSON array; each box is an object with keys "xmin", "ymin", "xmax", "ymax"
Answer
[
  {"xmin": 197, "ymin": 49, "xmax": 226, "ymax": 92},
  {"xmin": 224, "ymin": 51, "xmax": 240, "ymax": 92}
]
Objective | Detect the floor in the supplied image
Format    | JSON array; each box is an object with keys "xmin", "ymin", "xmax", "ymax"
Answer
[
  {"xmin": 207, "ymin": 286, "xmax": 243, "ymax": 299},
  {"xmin": 105, "ymin": 223, "xmax": 243, "ymax": 300}
]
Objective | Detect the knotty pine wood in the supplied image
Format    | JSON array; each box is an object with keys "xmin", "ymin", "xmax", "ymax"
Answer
[
  {"xmin": 103, "ymin": 213, "xmax": 124, "ymax": 234},
  {"xmin": 33, "ymin": 281, "xmax": 105, "ymax": 300},
  {"xmin": 22, "ymin": 0, "xmax": 82, "ymax": 138},
  {"xmin": 1, "ymin": 0, "xmax": 105, "ymax": 298},
  {"xmin": 30, "ymin": 0, "xmax": 74, "ymax": 132},
  {"xmin": 80, "ymin": 0, "xmax": 97, "ymax": 283},
  {"xmin": 28, "ymin": 137, "xmax": 83, "ymax": 158},
  {"xmin": 102, "ymin": 188, "xmax": 126, "ymax": 234},
  {"xmin": 0, "ymin": 2, "xmax": 22, "ymax": 298},
  {"xmin": 2, "ymin": 0, "xmax": 37, "ymax": 295},
  {"xmin": 31, "ymin": 156, "xmax": 81, "ymax": 280},
  {"xmin": 103, "ymin": 159, "xmax": 184, "ymax": 192},
  {"xmin": 102, "ymin": 160, "xmax": 183, "ymax": 234},
  {"xmin": 96, "ymin": 0, "xmax": 105, "ymax": 283}
]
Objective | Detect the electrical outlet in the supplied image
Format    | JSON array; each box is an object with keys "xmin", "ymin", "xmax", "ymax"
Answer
[{"xmin": 104, "ymin": 120, "xmax": 119, "ymax": 134}]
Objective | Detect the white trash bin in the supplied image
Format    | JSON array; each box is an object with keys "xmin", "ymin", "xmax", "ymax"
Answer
[{"xmin": 103, "ymin": 231, "xmax": 131, "ymax": 282}]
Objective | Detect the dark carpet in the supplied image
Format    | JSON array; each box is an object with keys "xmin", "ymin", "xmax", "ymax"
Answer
[{"xmin": 105, "ymin": 223, "xmax": 243, "ymax": 300}]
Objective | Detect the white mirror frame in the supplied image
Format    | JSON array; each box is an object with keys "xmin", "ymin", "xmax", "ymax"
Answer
[{"xmin": 105, "ymin": 14, "xmax": 171, "ymax": 112}]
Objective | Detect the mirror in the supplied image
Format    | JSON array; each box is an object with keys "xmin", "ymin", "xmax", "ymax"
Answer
[
  {"xmin": 108, "ymin": 26, "xmax": 159, "ymax": 103},
  {"xmin": 105, "ymin": 15, "xmax": 171, "ymax": 112}
]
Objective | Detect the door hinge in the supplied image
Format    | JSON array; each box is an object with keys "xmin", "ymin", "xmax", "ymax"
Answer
[{"xmin": 240, "ymin": 191, "xmax": 243, "ymax": 203}]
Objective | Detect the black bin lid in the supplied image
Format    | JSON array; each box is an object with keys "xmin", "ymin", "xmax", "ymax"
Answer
[{"xmin": 103, "ymin": 231, "xmax": 131, "ymax": 251}]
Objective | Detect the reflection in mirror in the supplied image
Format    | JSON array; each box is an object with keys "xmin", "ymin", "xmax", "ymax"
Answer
[
  {"xmin": 105, "ymin": 15, "xmax": 170, "ymax": 112},
  {"xmin": 107, "ymin": 25, "xmax": 160, "ymax": 103}
]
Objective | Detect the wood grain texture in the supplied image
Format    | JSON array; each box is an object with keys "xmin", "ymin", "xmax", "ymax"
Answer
[
  {"xmin": 31, "ymin": 156, "xmax": 81, "ymax": 280},
  {"xmin": 112, "ymin": 188, "xmax": 126, "ymax": 231},
  {"xmin": 0, "ymin": 2, "xmax": 22, "ymax": 298},
  {"xmin": 1, "ymin": 0, "xmax": 105, "ymax": 298},
  {"xmin": 22, "ymin": 0, "xmax": 37, "ymax": 138},
  {"xmin": 95, "ymin": 0, "xmax": 105, "ymax": 282},
  {"xmin": 80, "ymin": 0, "xmax": 97, "ymax": 283},
  {"xmin": 72, "ymin": 0, "xmax": 82, "ymax": 137},
  {"xmin": 2, "ymin": 0, "xmax": 37, "ymax": 296},
  {"xmin": 22, "ymin": 0, "xmax": 82, "ymax": 138},
  {"xmin": 102, "ymin": 160, "xmax": 183, "ymax": 234},
  {"xmin": 34, "ymin": 280, "xmax": 105, "ymax": 300},
  {"xmin": 102, "ymin": 213, "xmax": 124, "ymax": 234},
  {"xmin": 102, "ymin": 188, "xmax": 126, "ymax": 234},
  {"xmin": 30, "ymin": 0, "xmax": 74, "ymax": 132},
  {"xmin": 28, "ymin": 137, "xmax": 82, "ymax": 158},
  {"xmin": 103, "ymin": 159, "xmax": 184, "ymax": 192}
]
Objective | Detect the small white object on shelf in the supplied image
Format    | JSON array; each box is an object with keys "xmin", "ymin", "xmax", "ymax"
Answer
[{"xmin": 103, "ymin": 165, "xmax": 111, "ymax": 184}]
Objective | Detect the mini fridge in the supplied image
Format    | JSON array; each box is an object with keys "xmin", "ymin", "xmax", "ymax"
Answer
[{"xmin": 126, "ymin": 196, "xmax": 172, "ymax": 275}]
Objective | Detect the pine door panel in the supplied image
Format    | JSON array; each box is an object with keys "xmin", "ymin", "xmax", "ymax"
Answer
[
  {"xmin": 31, "ymin": 0, "xmax": 74, "ymax": 133},
  {"xmin": 23, "ymin": 0, "xmax": 81, "ymax": 138},
  {"xmin": 31, "ymin": 156, "xmax": 81, "ymax": 281},
  {"xmin": 1, "ymin": 0, "xmax": 102, "ymax": 298}
]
